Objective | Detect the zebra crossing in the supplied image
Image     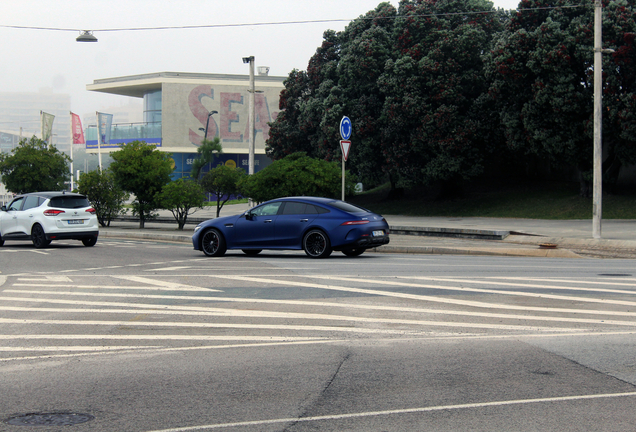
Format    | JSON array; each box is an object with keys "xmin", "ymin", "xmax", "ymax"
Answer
[{"xmin": 1, "ymin": 266, "xmax": 636, "ymax": 363}]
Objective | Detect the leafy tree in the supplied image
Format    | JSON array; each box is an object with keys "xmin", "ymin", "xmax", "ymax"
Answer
[
  {"xmin": 157, "ymin": 178, "xmax": 206, "ymax": 230},
  {"xmin": 239, "ymin": 152, "xmax": 356, "ymax": 203},
  {"xmin": 190, "ymin": 137, "xmax": 222, "ymax": 180},
  {"xmin": 109, "ymin": 141, "xmax": 174, "ymax": 228},
  {"xmin": 76, "ymin": 169, "xmax": 129, "ymax": 227},
  {"xmin": 0, "ymin": 136, "xmax": 71, "ymax": 193},
  {"xmin": 487, "ymin": 0, "xmax": 636, "ymax": 195},
  {"xmin": 200, "ymin": 165, "xmax": 247, "ymax": 217},
  {"xmin": 379, "ymin": 0, "xmax": 503, "ymax": 194}
]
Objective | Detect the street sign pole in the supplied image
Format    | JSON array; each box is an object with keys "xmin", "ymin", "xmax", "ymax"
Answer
[{"xmin": 339, "ymin": 117, "xmax": 352, "ymax": 201}]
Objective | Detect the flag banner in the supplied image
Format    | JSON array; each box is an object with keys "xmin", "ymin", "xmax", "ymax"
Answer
[
  {"xmin": 41, "ymin": 111, "xmax": 55, "ymax": 143},
  {"xmin": 97, "ymin": 112, "xmax": 113, "ymax": 144},
  {"xmin": 71, "ymin": 112, "xmax": 85, "ymax": 144}
]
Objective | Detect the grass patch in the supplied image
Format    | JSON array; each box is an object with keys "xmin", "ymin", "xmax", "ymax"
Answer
[{"xmin": 349, "ymin": 181, "xmax": 636, "ymax": 220}]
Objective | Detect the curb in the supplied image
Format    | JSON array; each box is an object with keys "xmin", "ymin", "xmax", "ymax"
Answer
[{"xmin": 99, "ymin": 230, "xmax": 583, "ymax": 258}]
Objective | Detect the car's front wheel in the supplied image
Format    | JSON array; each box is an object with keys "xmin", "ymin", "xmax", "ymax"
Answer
[
  {"xmin": 31, "ymin": 224, "xmax": 51, "ymax": 248},
  {"xmin": 0, "ymin": 234, "xmax": 4, "ymax": 247},
  {"xmin": 303, "ymin": 229, "xmax": 332, "ymax": 258},
  {"xmin": 201, "ymin": 228, "xmax": 227, "ymax": 257},
  {"xmin": 342, "ymin": 248, "xmax": 365, "ymax": 257},
  {"xmin": 82, "ymin": 237, "xmax": 97, "ymax": 247}
]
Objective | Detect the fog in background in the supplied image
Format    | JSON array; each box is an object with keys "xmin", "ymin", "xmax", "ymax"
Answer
[{"xmin": 0, "ymin": 0, "xmax": 519, "ymax": 120}]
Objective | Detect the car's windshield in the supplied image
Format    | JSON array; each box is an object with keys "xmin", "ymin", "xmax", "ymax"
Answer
[{"xmin": 48, "ymin": 196, "xmax": 90, "ymax": 209}]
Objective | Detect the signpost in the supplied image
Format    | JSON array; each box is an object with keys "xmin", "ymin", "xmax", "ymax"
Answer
[{"xmin": 339, "ymin": 117, "xmax": 352, "ymax": 200}]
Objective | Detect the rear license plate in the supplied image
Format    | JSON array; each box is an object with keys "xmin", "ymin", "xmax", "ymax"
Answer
[
  {"xmin": 372, "ymin": 230, "xmax": 384, "ymax": 237},
  {"xmin": 68, "ymin": 220, "xmax": 84, "ymax": 225}
]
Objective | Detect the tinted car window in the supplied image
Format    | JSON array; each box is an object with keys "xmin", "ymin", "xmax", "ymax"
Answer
[
  {"xmin": 327, "ymin": 201, "xmax": 369, "ymax": 213},
  {"xmin": 22, "ymin": 195, "xmax": 42, "ymax": 211},
  {"xmin": 281, "ymin": 202, "xmax": 307, "ymax": 215},
  {"xmin": 304, "ymin": 204, "xmax": 329, "ymax": 214},
  {"xmin": 48, "ymin": 196, "xmax": 91, "ymax": 209}
]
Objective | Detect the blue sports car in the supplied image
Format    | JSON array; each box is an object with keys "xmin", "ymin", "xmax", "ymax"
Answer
[{"xmin": 192, "ymin": 196, "xmax": 390, "ymax": 258}]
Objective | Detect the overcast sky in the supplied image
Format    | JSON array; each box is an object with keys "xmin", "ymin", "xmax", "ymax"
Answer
[{"xmin": 0, "ymin": 0, "xmax": 520, "ymax": 120}]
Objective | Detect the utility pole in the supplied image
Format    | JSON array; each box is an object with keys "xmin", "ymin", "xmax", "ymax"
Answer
[{"xmin": 593, "ymin": 0, "xmax": 603, "ymax": 239}]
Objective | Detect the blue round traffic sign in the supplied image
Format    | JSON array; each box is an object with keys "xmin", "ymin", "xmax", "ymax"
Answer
[{"xmin": 340, "ymin": 116, "xmax": 352, "ymax": 140}]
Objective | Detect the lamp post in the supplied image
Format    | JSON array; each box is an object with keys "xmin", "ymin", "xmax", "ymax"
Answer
[
  {"xmin": 198, "ymin": 110, "xmax": 218, "ymax": 141},
  {"xmin": 243, "ymin": 56, "xmax": 255, "ymax": 207}
]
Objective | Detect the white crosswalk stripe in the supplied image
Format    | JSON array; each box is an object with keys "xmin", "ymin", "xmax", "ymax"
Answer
[{"xmin": 2, "ymin": 269, "xmax": 636, "ymax": 362}]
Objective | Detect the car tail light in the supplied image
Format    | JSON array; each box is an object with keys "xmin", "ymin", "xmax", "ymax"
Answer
[
  {"xmin": 43, "ymin": 209, "xmax": 65, "ymax": 216},
  {"xmin": 85, "ymin": 208, "xmax": 96, "ymax": 214},
  {"xmin": 340, "ymin": 220, "xmax": 370, "ymax": 226}
]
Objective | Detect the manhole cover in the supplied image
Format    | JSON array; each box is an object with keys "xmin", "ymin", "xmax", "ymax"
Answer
[
  {"xmin": 5, "ymin": 413, "xmax": 94, "ymax": 426},
  {"xmin": 598, "ymin": 274, "xmax": 632, "ymax": 277}
]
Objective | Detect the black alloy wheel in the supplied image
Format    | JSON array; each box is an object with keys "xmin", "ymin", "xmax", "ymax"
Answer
[
  {"xmin": 31, "ymin": 224, "xmax": 51, "ymax": 248},
  {"xmin": 342, "ymin": 248, "xmax": 365, "ymax": 257},
  {"xmin": 303, "ymin": 229, "xmax": 332, "ymax": 258},
  {"xmin": 82, "ymin": 237, "xmax": 97, "ymax": 247},
  {"xmin": 201, "ymin": 228, "xmax": 227, "ymax": 257}
]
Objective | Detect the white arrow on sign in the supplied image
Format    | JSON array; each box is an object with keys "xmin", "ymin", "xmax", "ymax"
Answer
[{"xmin": 340, "ymin": 140, "xmax": 351, "ymax": 161}]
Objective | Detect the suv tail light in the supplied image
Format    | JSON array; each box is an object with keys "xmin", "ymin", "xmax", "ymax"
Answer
[
  {"xmin": 43, "ymin": 209, "xmax": 65, "ymax": 216},
  {"xmin": 85, "ymin": 208, "xmax": 96, "ymax": 214}
]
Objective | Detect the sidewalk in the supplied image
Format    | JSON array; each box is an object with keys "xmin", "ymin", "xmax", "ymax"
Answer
[{"xmin": 98, "ymin": 204, "xmax": 636, "ymax": 259}]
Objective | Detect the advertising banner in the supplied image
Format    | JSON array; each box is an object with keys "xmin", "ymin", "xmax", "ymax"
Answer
[
  {"xmin": 40, "ymin": 111, "xmax": 55, "ymax": 143},
  {"xmin": 97, "ymin": 112, "xmax": 113, "ymax": 145},
  {"xmin": 71, "ymin": 112, "xmax": 85, "ymax": 144}
]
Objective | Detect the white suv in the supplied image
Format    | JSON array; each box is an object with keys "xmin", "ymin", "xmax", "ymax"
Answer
[{"xmin": 0, "ymin": 192, "xmax": 99, "ymax": 248}]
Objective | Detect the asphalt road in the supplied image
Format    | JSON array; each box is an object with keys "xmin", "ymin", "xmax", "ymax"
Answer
[{"xmin": 1, "ymin": 238, "xmax": 636, "ymax": 431}]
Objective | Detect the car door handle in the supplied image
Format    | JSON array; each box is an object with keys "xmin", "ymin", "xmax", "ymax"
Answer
[
  {"xmin": 264, "ymin": 219, "xmax": 273, "ymax": 223},
  {"xmin": 300, "ymin": 219, "xmax": 309, "ymax": 222}
]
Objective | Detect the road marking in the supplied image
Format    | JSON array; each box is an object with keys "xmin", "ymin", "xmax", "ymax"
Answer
[
  {"xmin": 306, "ymin": 275, "xmax": 636, "ymax": 308},
  {"xmin": 0, "ymin": 334, "xmax": 320, "ymax": 342},
  {"xmin": 410, "ymin": 276, "xmax": 636, "ymax": 295},
  {"xmin": 0, "ymin": 318, "xmax": 423, "ymax": 335},
  {"xmin": 145, "ymin": 266, "xmax": 192, "ymax": 271},
  {"xmin": 147, "ymin": 391, "xmax": 636, "ymax": 432},
  {"xmin": 0, "ymin": 296, "xmax": 581, "ymax": 332},
  {"xmin": 12, "ymin": 284, "xmax": 212, "ymax": 292},
  {"xmin": 114, "ymin": 275, "xmax": 223, "ymax": 292}
]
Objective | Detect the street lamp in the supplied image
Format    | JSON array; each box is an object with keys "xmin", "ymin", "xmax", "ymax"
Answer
[
  {"xmin": 76, "ymin": 31, "xmax": 98, "ymax": 42},
  {"xmin": 243, "ymin": 56, "xmax": 255, "ymax": 208},
  {"xmin": 198, "ymin": 110, "xmax": 217, "ymax": 141}
]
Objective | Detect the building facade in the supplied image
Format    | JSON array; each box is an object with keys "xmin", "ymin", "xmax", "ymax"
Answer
[{"xmin": 86, "ymin": 71, "xmax": 285, "ymax": 179}]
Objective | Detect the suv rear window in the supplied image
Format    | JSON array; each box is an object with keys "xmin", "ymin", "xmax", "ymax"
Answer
[{"xmin": 48, "ymin": 196, "xmax": 90, "ymax": 209}]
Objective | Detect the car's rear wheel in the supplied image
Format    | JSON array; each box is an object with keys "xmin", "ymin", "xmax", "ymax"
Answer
[
  {"xmin": 342, "ymin": 248, "xmax": 365, "ymax": 257},
  {"xmin": 82, "ymin": 237, "xmax": 97, "ymax": 247},
  {"xmin": 201, "ymin": 228, "xmax": 227, "ymax": 257},
  {"xmin": 31, "ymin": 224, "xmax": 51, "ymax": 248},
  {"xmin": 303, "ymin": 229, "xmax": 332, "ymax": 258},
  {"xmin": 242, "ymin": 249, "xmax": 262, "ymax": 256}
]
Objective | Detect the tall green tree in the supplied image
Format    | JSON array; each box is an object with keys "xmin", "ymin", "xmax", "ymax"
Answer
[
  {"xmin": 487, "ymin": 0, "xmax": 636, "ymax": 195},
  {"xmin": 379, "ymin": 0, "xmax": 503, "ymax": 194},
  {"xmin": 239, "ymin": 152, "xmax": 356, "ymax": 203},
  {"xmin": 109, "ymin": 141, "xmax": 174, "ymax": 228},
  {"xmin": 157, "ymin": 178, "xmax": 206, "ymax": 230},
  {"xmin": 0, "ymin": 136, "xmax": 71, "ymax": 193},
  {"xmin": 190, "ymin": 137, "xmax": 222, "ymax": 180},
  {"xmin": 76, "ymin": 169, "xmax": 129, "ymax": 227},
  {"xmin": 200, "ymin": 165, "xmax": 247, "ymax": 217}
]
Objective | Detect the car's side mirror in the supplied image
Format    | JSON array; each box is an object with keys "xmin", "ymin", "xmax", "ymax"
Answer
[
  {"xmin": 244, "ymin": 212, "xmax": 253, "ymax": 221},
  {"xmin": 0, "ymin": 205, "xmax": 6, "ymax": 212}
]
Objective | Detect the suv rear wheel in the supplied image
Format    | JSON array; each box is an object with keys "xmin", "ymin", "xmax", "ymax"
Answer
[{"xmin": 31, "ymin": 224, "xmax": 51, "ymax": 248}]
